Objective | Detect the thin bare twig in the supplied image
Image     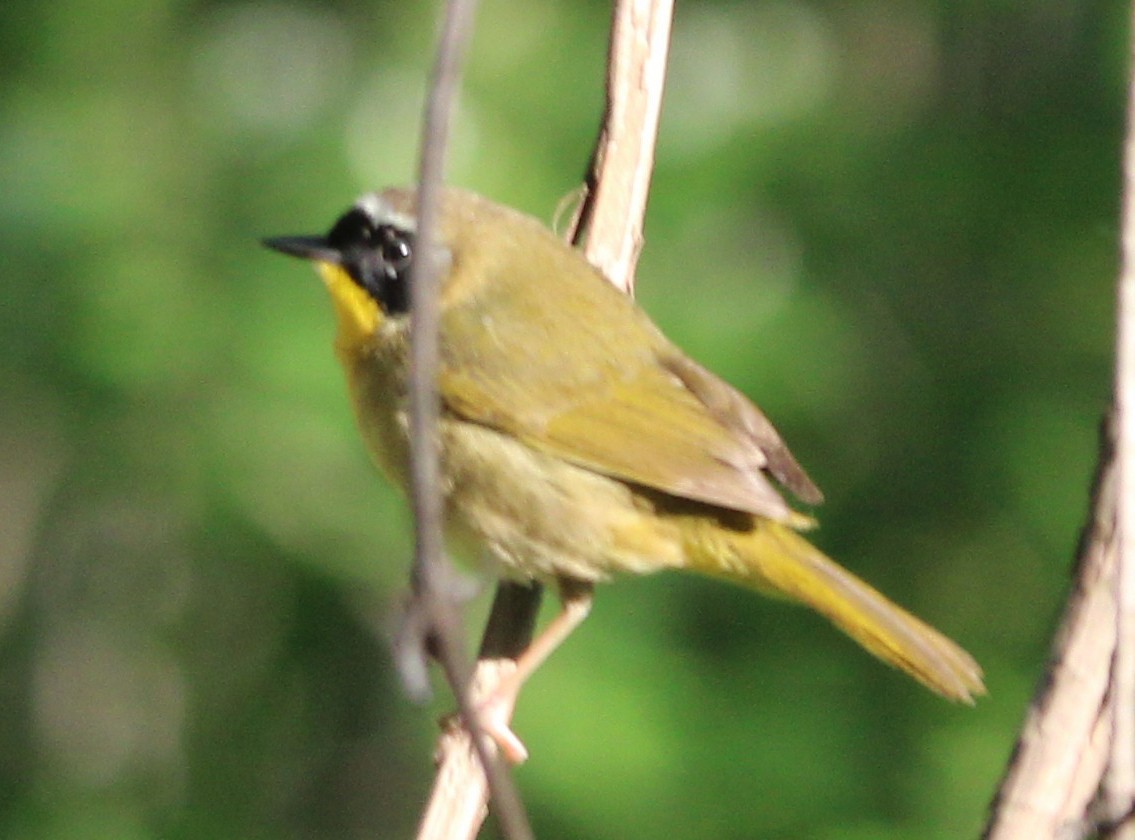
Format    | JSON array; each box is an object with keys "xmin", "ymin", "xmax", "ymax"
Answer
[
  {"xmin": 415, "ymin": 1, "xmax": 674, "ymax": 837},
  {"xmin": 402, "ymin": 1, "xmax": 533, "ymax": 839}
]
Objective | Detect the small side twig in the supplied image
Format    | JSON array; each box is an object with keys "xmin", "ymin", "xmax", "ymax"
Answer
[{"xmin": 415, "ymin": 1, "xmax": 674, "ymax": 838}]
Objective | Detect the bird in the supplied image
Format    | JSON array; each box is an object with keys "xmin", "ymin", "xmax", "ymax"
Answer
[{"xmin": 264, "ymin": 186, "xmax": 984, "ymax": 762}]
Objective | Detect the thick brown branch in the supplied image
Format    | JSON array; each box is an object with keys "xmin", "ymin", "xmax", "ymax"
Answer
[
  {"xmin": 982, "ymin": 421, "xmax": 1117, "ymax": 839},
  {"xmin": 1106, "ymin": 9, "xmax": 1135, "ymax": 836},
  {"xmin": 984, "ymin": 7, "xmax": 1135, "ymax": 835}
]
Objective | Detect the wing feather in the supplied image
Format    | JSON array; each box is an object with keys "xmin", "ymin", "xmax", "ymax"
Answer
[{"xmin": 437, "ymin": 237, "xmax": 821, "ymax": 522}]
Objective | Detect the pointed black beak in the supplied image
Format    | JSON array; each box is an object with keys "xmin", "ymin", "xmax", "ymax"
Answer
[{"xmin": 262, "ymin": 235, "xmax": 342, "ymax": 263}]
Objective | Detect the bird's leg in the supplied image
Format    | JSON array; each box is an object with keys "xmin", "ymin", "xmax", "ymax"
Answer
[{"xmin": 476, "ymin": 578, "xmax": 593, "ymax": 763}]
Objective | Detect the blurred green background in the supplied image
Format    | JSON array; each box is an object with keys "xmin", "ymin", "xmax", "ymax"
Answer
[{"xmin": 0, "ymin": 0, "xmax": 1120, "ymax": 837}]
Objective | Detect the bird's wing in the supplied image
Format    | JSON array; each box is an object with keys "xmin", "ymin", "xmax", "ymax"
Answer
[{"xmin": 438, "ymin": 283, "xmax": 821, "ymax": 522}]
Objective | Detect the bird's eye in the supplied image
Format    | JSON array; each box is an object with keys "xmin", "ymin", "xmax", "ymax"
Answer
[
  {"xmin": 377, "ymin": 227, "xmax": 414, "ymax": 277},
  {"xmin": 369, "ymin": 225, "xmax": 413, "ymax": 314}
]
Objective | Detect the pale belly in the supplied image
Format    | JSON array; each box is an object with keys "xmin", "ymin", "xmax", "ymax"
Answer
[{"xmin": 440, "ymin": 420, "xmax": 685, "ymax": 584}]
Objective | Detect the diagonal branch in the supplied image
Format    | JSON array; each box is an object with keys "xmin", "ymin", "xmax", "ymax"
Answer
[{"xmin": 415, "ymin": 1, "xmax": 674, "ymax": 838}]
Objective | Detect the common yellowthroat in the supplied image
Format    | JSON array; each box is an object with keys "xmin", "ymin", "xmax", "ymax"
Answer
[{"xmin": 265, "ymin": 187, "xmax": 984, "ymax": 761}]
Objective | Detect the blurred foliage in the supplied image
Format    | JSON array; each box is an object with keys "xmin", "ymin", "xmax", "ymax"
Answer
[{"xmin": 0, "ymin": 0, "xmax": 1121, "ymax": 837}]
